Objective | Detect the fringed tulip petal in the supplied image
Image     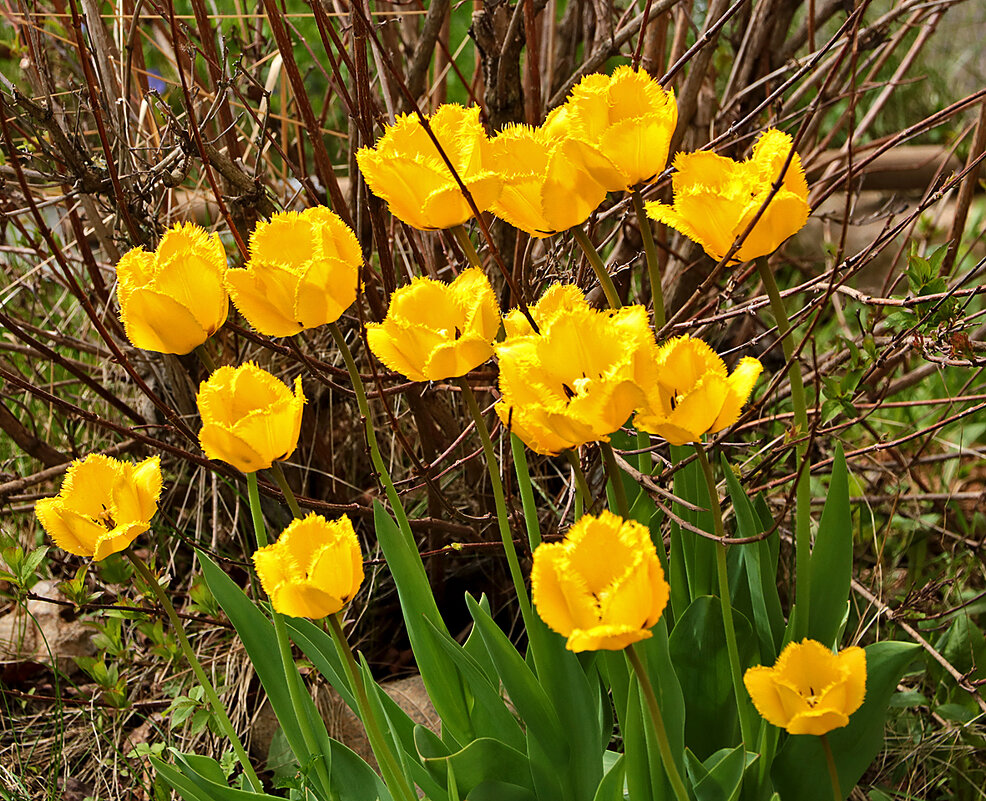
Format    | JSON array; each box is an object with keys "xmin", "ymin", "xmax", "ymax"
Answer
[
  {"xmin": 357, "ymin": 105, "xmax": 500, "ymax": 230},
  {"xmin": 253, "ymin": 513, "xmax": 364, "ymax": 619},
  {"xmin": 635, "ymin": 336, "xmax": 762, "ymax": 445},
  {"xmin": 196, "ymin": 365, "xmax": 306, "ymax": 473},
  {"xmin": 227, "ymin": 208, "xmax": 361, "ymax": 337},
  {"xmin": 366, "ymin": 268, "xmax": 500, "ymax": 382}
]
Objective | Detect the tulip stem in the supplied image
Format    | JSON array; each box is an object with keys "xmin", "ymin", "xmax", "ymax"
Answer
[
  {"xmin": 820, "ymin": 734, "xmax": 843, "ymax": 801},
  {"xmin": 125, "ymin": 550, "xmax": 263, "ymax": 793},
  {"xmin": 328, "ymin": 324, "xmax": 417, "ymax": 558},
  {"xmin": 693, "ymin": 441, "xmax": 755, "ymax": 749},
  {"xmin": 511, "ymin": 434, "xmax": 542, "ymax": 549},
  {"xmin": 458, "ymin": 378, "xmax": 534, "ymax": 625},
  {"xmin": 246, "ymin": 472, "xmax": 335, "ymax": 798},
  {"xmin": 195, "ymin": 344, "xmax": 218, "ymax": 373},
  {"xmin": 564, "ymin": 449, "xmax": 592, "ymax": 518},
  {"xmin": 631, "ymin": 190, "xmax": 665, "ymax": 329},
  {"xmin": 269, "ymin": 461, "xmax": 303, "ymax": 519},
  {"xmin": 328, "ymin": 614, "xmax": 417, "ymax": 801},
  {"xmin": 601, "ymin": 441, "xmax": 630, "ymax": 518},
  {"xmin": 572, "ymin": 226, "xmax": 621, "ymax": 309},
  {"xmin": 627, "ymin": 644, "xmax": 691, "ymax": 801},
  {"xmin": 754, "ymin": 256, "xmax": 811, "ymax": 639},
  {"xmin": 451, "ymin": 224, "xmax": 483, "ymax": 270}
]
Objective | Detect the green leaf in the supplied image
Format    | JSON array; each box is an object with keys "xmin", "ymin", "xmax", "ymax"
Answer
[
  {"xmin": 418, "ymin": 613, "xmax": 526, "ymax": 750},
  {"xmin": 421, "ymin": 737, "xmax": 535, "ymax": 798},
  {"xmin": 722, "ymin": 459, "xmax": 783, "ymax": 663},
  {"xmin": 807, "ymin": 444, "xmax": 852, "ymax": 648},
  {"xmin": 198, "ymin": 554, "xmax": 334, "ymax": 794},
  {"xmin": 685, "ymin": 745, "xmax": 753, "ymax": 801},
  {"xmin": 373, "ymin": 502, "xmax": 473, "ymax": 745},
  {"xmin": 465, "ymin": 594, "xmax": 568, "ymax": 763},
  {"xmin": 592, "ymin": 753, "xmax": 627, "ymax": 801},
  {"xmin": 771, "ymin": 641, "xmax": 920, "ymax": 801},
  {"xmin": 668, "ymin": 596, "xmax": 757, "ymax": 759},
  {"xmin": 150, "ymin": 753, "xmax": 278, "ymax": 801}
]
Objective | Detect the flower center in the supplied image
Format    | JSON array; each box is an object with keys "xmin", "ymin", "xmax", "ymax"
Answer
[{"xmin": 97, "ymin": 504, "xmax": 117, "ymax": 530}]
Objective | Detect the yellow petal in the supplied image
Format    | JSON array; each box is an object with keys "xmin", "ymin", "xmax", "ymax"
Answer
[
  {"xmin": 295, "ymin": 257, "xmax": 359, "ymax": 330},
  {"xmin": 119, "ymin": 288, "xmax": 212, "ymax": 354},
  {"xmin": 711, "ymin": 356, "xmax": 763, "ymax": 433},
  {"xmin": 835, "ymin": 645, "xmax": 867, "ymax": 714},
  {"xmin": 92, "ymin": 522, "xmax": 147, "ymax": 561},
  {"xmin": 744, "ymin": 665, "xmax": 792, "ymax": 729},
  {"xmin": 565, "ymin": 512, "xmax": 638, "ymax": 596},
  {"xmin": 424, "ymin": 337, "xmax": 495, "ymax": 380},
  {"xmin": 530, "ymin": 543, "xmax": 598, "ymax": 637},
  {"xmin": 226, "ymin": 264, "xmax": 303, "ymax": 338},
  {"xmin": 541, "ymin": 141, "xmax": 608, "ymax": 232},
  {"xmin": 249, "ymin": 211, "xmax": 319, "ymax": 267},
  {"xmin": 566, "ymin": 624, "xmax": 652, "ymax": 653},
  {"xmin": 198, "ymin": 423, "xmax": 269, "ymax": 472},
  {"xmin": 785, "ymin": 709, "xmax": 850, "ymax": 736},
  {"xmin": 733, "ymin": 191, "xmax": 811, "ymax": 262},
  {"xmin": 356, "ymin": 152, "xmax": 453, "ymax": 230},
  {"xmin": 112, "ymin": 456, "xmax": 162, "ymax": 524},
  {"xmin": 420, "ymin": 173, "xmax": 503, "ymax": 229},
  {"xmin": 35, "ymin": 500, "xmax": 102, "ymax": 558},
  {"xmin": 366, "ymin": 321, "xmax": 432, "ymax": 383},
  {"xmin": 270, "ymin": 583, "xmax": 343, "ymax": 619}
]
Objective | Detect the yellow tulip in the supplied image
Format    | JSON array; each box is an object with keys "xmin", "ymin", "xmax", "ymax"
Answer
[
  {"xmin": 35, "ymin": 454, "xmax": 162, "ymax": 561},
  {"xmin": 495, "ymin": 284, "xmax": 658, "ymax": 455},
  {"xmin": 366, "ymin": 268, "xmax": 500, "ymax": 382},
  {"xmin": 116, "ymin": 223, "xmax": 228, "ymax": 354},
  {"xmin": 487, "ymin": 124, "xmax": 611, "ymax": 238},
  {"xmin": 253, "ymin": 513, "xmax": 364, "ymax": 619},
  {"xmin": 226, "ymin": 208, "xmax": 362, "ymax": 337},
  {"xmin": 196, "ymin": 363, "xmax": 306, "ymax": 473},
  {"xmin": 543, "ymin": 65, "xmax": 678, "ymax": 191},
  {"xmin": 744, "ymin": 639, "xmax": 866, "ymax": 736},
  {"xmin": 646, "ymin": 129, "xmax": 810, "ymax": 262},
  {"xmin": 356, "ymin": 104, "xmax": 502, "ymax": 230},
  {"xmin": 531, "ymin": 511, "xmax": 669, "ymax": 652},
  {"xmin": 634, "ymin": 335, "xmax": 762, "ymax": 446}
]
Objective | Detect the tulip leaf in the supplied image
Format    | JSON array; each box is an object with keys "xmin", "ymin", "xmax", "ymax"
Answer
[
  {"xmin": 465, "ymin": 594, "xmax": 569, "ymax": 763},
  {"xmin": 466, "ymin": 781, "xmax": 538, "ymax": 801},
  {"xmin": 150, "ymin": 754, "xmax": 277, "ymax": 801},
  {"xmin": 670, "ymin": 445, "xmax": 717, "ymax": 604},
  {"xmin": 198, "ymin": 553, "xmax": 333, "ymax": 788},
  {"xmin": 420, "ymin": 737, "xmax": 535, "ymax": 798},
  {"xmin": 770, "ymin": 641, "xmax": 921, "ymax": 801},
  {"xmin": 669, "ymin": 596, "xmax": 757, "ymax": 759},
  {"xmin": 372, "ymin": 501, "xmax": 474, "ymax": 745},
  {"xmin": 684, "ymin": 745, "xmax": 754, "ymax": 801},
  {"xmin": 807, "ymin": 443, "xmax": 852, "ymax": 648},
  {"xmin": 592, "ymin": 753, "xmax": 627, "ymax": 801},
  {"xmin": 418, "ymin": 612, "xmax": 526, "ymax": 751},
  {"xmin": 722, "ymin": 458, "xmax": 784, "ymax": 663},
  {"xmin": 525, "ymin": 613, "xmax": 606, "ymax": 801}
]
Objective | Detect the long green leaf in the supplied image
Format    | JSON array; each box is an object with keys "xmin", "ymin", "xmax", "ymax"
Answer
[
  {"xmin": 373, "ymin": 502, "xmax": 473, "ymax": 744},
  {"xmin": 199, "ymin": 554, "xmax": 330, "ymax": 776},
  {"xmin": 465, "ymin": 594, "xmax": 568, "ymax": 763},
  {"xmin": 806, "ymin": 444, "xmax": 852, "ymax": 647}
]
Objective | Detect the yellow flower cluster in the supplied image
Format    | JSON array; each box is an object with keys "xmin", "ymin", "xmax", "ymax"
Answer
[{"xmin": 356, "ymin": 66, "xmax": 807, "ymax": 261}]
